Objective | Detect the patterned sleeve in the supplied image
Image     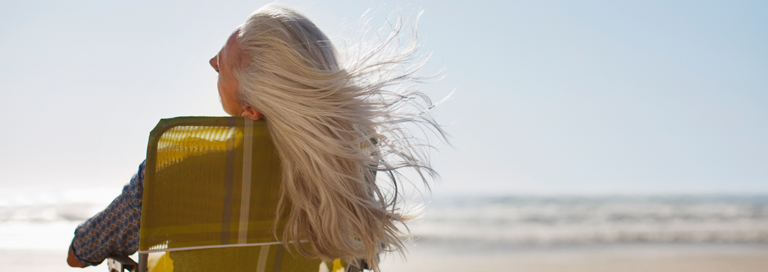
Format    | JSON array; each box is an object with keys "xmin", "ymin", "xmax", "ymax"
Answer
[{"xmin": 70, "ymin": 161, "xmax": 145, "ymax": 266}]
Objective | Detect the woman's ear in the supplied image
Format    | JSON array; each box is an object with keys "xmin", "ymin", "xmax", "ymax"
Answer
[{"xmin": 241, "ymin": 106, "xmax": 262, "ymax": 120}]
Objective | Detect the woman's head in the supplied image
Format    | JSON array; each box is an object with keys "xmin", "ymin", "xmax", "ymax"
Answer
[
  {"xmin": 234, "ymin": 4, "xmax": 342, "ymax": 121},
  {"xmin": 209, "ymin": 29, "xmax": 261, "ymax": 120},
  {"xmin": 211, "ymin": 4, "xmax": 343, "ymax": 122}
]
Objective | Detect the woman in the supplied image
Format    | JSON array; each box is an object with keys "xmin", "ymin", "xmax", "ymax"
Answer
[{"xmin": 68, "ymin": 4, "xmax": 444, "ymax": 271}]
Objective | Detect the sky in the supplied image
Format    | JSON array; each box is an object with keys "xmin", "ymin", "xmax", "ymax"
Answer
[{"xmin": 0, "ymin": 0, "xmax": 766, "ymax": 196}]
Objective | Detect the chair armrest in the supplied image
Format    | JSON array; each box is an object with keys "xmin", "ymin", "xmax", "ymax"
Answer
[{"xmin": 107, "ymin": 255, "xmax": 138, "ymax": 272}]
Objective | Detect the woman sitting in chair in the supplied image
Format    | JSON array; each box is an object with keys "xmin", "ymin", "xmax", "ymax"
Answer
[{"xmin": 68, "ymin": 4, "xmax": 444, "ymax": 271}]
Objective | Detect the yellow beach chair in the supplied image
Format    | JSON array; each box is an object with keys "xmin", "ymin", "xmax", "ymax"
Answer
[{"xmin": 106, "ymin": 117, "xmax": 350, "ymax": 272}]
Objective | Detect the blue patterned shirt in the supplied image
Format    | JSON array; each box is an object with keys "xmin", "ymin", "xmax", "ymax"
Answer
[{"xmin": 70, "ymin": 161, "xmax": 145, "ymax": 266}]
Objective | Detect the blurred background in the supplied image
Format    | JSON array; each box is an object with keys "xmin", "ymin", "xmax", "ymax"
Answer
[{"xmin": 1, "ymin": 0, "xmax": 766, "ymax": 271}]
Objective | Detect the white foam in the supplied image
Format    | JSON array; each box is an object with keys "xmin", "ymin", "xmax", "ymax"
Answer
[{"xmin": 0, "ymin": 221, "xmax": 82, "ymax": 250}]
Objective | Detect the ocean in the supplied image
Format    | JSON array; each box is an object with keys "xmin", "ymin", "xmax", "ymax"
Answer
[
  {"xmin": 2, "ymin": 187, "xmax": 766, "ymax": 249},
  {"xmin": 2, "ymin": 187, "xmax": 768, "ymax": 271},
  {"xmin": 0, "ymin": 186, "xmax": 122, "ymax": 250},
  {"xmin": 409, "ymin": 195, "xmax": 768, "ymax": 245}
]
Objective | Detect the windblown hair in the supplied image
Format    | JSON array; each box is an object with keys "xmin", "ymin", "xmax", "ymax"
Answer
[{"xmin": 234, "ymin": 4, "xmax": 443, "ymax": 271}]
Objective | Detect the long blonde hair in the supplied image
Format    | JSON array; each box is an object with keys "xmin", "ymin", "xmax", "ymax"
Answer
[{"xmin": 234, "ymin": 4, "xmax": 444, "ymax": 270}]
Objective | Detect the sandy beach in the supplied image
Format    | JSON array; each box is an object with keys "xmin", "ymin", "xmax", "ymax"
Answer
[
  {"xmin": 4, "ymin": 242, "xmax": 768, "ymax": 272},
  {"xmin": 379, "ymin": 242, "xmax": 768, "ymax": 272}
]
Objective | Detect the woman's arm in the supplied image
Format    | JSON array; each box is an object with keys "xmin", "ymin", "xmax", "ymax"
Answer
[
  {"xmin": 67, "ymin": 161, "xmax": 145, "ymax": 266},
  {"xmin": 67, "ymin": 246, "xmax": 86, "ymax": 267}
]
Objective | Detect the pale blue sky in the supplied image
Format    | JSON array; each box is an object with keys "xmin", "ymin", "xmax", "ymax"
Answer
[{"xmin": 1, "ymin": 0, "xmax": 766, "ymax": 195}]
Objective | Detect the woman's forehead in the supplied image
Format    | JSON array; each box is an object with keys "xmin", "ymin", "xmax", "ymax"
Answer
[{"xmin": 220, "ymin": 30, "xmax": 242, "ymax": 68}]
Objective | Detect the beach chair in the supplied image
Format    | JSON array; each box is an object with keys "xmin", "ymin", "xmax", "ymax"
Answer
[{"xmin": 106, "ymin": 117, "xmax": 351, "ymax": 272}]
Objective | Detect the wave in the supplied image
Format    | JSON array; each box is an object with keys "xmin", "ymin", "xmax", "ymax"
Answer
[
  {"xmin": 3, "ymin": 188, "xmax": 767, "ymax": 245},
  {"xmin": 408, "ymin": 195, "xmax": 768, "ymax": 244},
  {"xmin": 0, "ymin": 186, "xmax": 122, "ymax": 223}
]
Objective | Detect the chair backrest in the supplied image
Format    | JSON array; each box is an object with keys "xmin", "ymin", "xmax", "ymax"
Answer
[{"xmin": 138, "ymin": 117, "xmax": 342, "ymax": 272}]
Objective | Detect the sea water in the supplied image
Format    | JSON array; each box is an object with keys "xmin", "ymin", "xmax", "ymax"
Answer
[
  {"xmin": 410, "ymin": 195, "xmax": 768, "ymax": 245},
  {"xmin": 0, "ymin": 186, "xmax": 123, "ymax": 250},
  {"xmin": 2, "ymin": 187, "xmax": 767, "ymax": 250}
]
